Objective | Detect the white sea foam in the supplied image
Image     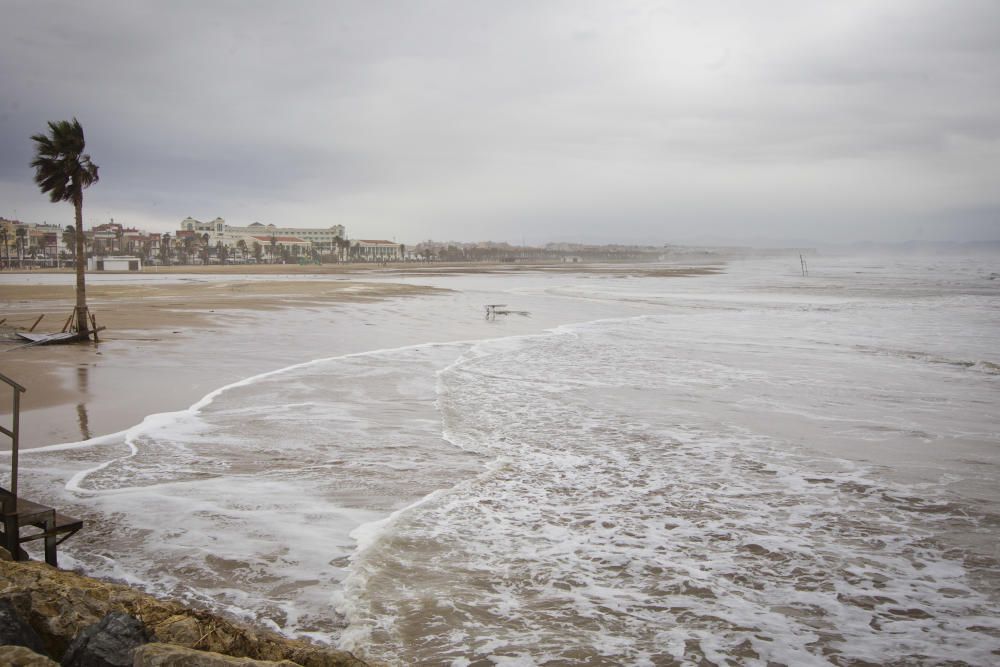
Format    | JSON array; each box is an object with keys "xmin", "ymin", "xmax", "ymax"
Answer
[{"xmin": 340, "ymin": 306, "xmax": 1000, "ymax": 664}]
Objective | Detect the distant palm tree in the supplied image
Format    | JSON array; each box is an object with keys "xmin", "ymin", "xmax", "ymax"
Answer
[
  {"xmin": 31, "ymin": 119, "xmax": 98, "ymax": 334},
  {"xmin": 236, "ymin": 239, "xmax": 248, "ymax": 263},
  {"xmin": 332, "ymin": 235, "xmax": 351, "ymax": 262},
  {"xmin": 200, "ymin": 233, "xmax": 210, "ymax": 264},
  {"xmin": 0, "ymin": 227, "xmax": 9, "ymax": 269},
  {"xmin": 181, "ymin": 234, "xmax": 197, "ymax": 264},
  {"xmin": 160, "ymin": 232, "xmax": 171, "ymax": 264},
  {"xmin": 15, "ymin": 227, "xmax": 27, "ymax": 268},
  {"xmin": 62, "ymin": 224, "xmax": 76, "ymax": 260}
]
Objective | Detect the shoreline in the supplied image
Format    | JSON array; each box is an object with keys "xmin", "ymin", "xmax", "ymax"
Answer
[
  {"xmin": 0, "ymin": 278, "xmax": 449, "ymax": 448},
  {"xmin": 0, "ymin": 262, "xmax": 720, "ymax": 448},
  {"xmin": 0, "ymin": 264, "xmax": 700, "ymax": 659},
  {"xmin": 0, "ymin": 557, "xmax": 368, "ymax": 666}
]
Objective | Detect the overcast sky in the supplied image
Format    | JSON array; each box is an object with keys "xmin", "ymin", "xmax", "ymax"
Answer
[{"xmin": 1, "ymin": 1, "xmax": 998, "ymax": 245}]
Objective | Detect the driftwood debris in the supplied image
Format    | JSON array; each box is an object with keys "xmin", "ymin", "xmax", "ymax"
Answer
[
  {"xmin": 9, "ymin": 308, "xmax": 104, "ymax": 348},
  {"xmin": 485, "ymin": 304, "xmax": 531, "ymax": 320},
  {"xmin": 16, "ymin": 331, "xmax": 88, "ymax": 345}
]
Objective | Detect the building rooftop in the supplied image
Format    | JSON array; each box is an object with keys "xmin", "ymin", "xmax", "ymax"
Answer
[{"xmin": 249, "ymin": 235, "xmax": 308, "ymax": 243}]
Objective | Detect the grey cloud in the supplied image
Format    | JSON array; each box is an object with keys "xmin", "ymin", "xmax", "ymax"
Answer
[{"xmin": 1, "ymin": 1, "xmax": 998, "ymax": 243}]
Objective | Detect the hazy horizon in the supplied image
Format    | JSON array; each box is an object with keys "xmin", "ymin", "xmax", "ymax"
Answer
[{"xmin": 2, "ymin": 1, "xmax": 998, "ymax": 246}]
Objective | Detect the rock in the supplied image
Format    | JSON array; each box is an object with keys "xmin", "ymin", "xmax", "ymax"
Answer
[
  {"xmin": 151, "ymin": 614, "xmax": 201, "ymax": 647},
  {"xmin": 62, "ymin": 611, "xmax": 152, "ymax": 667},
  {"xmin": 0, "ymin": 645, "xmax": 59, "ymax": 666},
  {"xmin": 0, "ymin": 560, "xmax": 368, "ymax": 666},
  {"xmin": 0, "ymin": 545, "xmax": 13, "ymax": 560},
  {"xmin": 0, "ymin": 597, "xmax": 48, "ymax": 654},
  {"xmin": 133, "ymin": 642, "xmax": 301, "ymax": 666}
]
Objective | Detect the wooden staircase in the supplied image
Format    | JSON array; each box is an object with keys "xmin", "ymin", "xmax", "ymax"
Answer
[{"xmin": 1, "ymin": 372, "xmax": 83, "ymax": 566}]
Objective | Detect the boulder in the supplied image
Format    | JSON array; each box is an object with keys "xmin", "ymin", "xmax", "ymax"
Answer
[
  {"xmin": 0, "ymin": 645, "xmax": 58, "ymax": 666},
  {"xmin": 0, "ymin": 560, "xmax": 368, "ymax": 666},
  {"xmin": 133, "ymin": 642, "xmax": 302, "ymax": 666},
  {"xmin": 0, "ymin": 597, "xmax": 48, "ymax": 654},
  {"xmin": 62, "ymin": 611, "xmax": 152, "ymax": 667}
]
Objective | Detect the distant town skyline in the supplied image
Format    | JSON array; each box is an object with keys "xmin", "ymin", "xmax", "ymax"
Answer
[{"xmin": 2, "ymin": 1, "xmax": 998, "ymax": 246}]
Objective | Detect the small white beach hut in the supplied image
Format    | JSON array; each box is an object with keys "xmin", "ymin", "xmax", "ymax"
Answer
[{"xmin": 89, "ymin": 256, "xmax": 142, "ymax": 271}]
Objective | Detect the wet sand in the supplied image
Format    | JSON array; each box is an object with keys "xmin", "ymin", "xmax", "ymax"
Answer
[{"xmin": 0, "ymin": 276, "xmax": 447, "ymax": 447}]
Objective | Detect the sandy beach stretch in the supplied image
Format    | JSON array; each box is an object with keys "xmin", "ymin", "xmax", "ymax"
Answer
[{"xmin": 0, "ymin": 268, "xmax": 448, "ymax": 447}]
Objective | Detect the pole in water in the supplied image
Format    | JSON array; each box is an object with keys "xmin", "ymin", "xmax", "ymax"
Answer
[{"xmin": 800, "ymin": 254, "xmax": 809, "ymax": 277}]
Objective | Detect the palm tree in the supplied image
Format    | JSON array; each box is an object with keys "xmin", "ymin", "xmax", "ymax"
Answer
[
  {"xmin": 31, "ymin": 119, "xmax": 99, "ymax": 334},
  {"xmin": 62, "ymin": 224, "xmax": 76, "ymax": 261},
  {"xmin": 160, "ymin": 232, "xmax": 171, "ymax": 265},
  {"xmin": 15, "ymin": 227, "xmax": 27, "ymax": 269},
  {"xmin": 332, "ymin": 235, "xmax": 351, "ymax": 262},
  {"xmin": 236, "ymin": 239, "xmax": 248, "ymax": 263},
  {"xmin": 0, "ymin": 227, "xmax": 9, "ymax": 269},
  {"xmin": 200, "ymin": 233, "xmax": 210, "ymax": 264},
  {"xmin": 181, "ymin": 234, "xmax": 197, "ymax": 264}
]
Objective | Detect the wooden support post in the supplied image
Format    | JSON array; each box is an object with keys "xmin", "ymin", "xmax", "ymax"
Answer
[
  {"xmin": 11, "ymin": 389, "xmax": 18, "ymax": 498},
  {"xmin": 62, "ymin": 311, "xmax": 75, "ymax": 333},
  {"xmin": 1, "ymin": 494, "xmax": 17, "ymax": 559},
  {"xmin": 89, "ymin": 313, "xmax": 99, "ymax": 342},
  {"xmin": 28, "ymin": 314, "xmax": 44, "ymax": 332},
  {"xmin": 2, "ymin": 370, "xmax": 26, "ymax": 562},
  {"xmin": 43, "ymin": 513, "xmax": 57, "ymax": 566}
]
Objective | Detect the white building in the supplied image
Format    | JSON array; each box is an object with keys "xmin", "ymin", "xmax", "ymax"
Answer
[
  {"xmin": 89, "ymin": 256, "xmax": 142, "ymax": 271},
  {"xmin": 236, "ymin": 222, "xmax": 346, "ymax": 250},
  {"xmin": 180, "ymin": 216, "xmax": 226, "ymax": 241},
  {"xmin": 350, "ymin": 239, "xmax": 405, "ymax": 262},
  {"xmin": 179, "ymin": 218, "xmax": 346, "ymax": 249}
]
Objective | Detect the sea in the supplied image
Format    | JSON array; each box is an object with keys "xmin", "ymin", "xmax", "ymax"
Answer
[{"xmin": 9, "ymin": 253, "xmax": 1000, "ymax": 666}]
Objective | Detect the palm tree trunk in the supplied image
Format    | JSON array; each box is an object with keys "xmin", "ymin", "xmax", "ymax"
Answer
[{"xmin": 74, "ymin": 191, "xmax": 90, "ymax": 334}]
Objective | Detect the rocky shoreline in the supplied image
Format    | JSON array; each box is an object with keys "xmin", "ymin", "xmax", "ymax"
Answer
[{"xmin": 0, "ymin": 554, "xmax": 369, "ymax": 666}]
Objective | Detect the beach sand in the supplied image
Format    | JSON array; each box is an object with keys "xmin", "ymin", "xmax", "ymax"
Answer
[{"xmin": 0, "ymin": 272, "xmax": 448, "ymax": 447}]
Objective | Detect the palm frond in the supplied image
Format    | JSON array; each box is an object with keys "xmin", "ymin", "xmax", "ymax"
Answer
[{"xmin": 30, "ymin": 117, "xmax": 99, "ymax": 202}]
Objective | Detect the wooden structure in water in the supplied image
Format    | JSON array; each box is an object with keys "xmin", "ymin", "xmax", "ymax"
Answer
[
  {"xmin": 485, "ymin": 304, "xmax": 531, "ymax": 320},
  {"xmin": 0, "ymin": 372, "xmax": 83, "ymax": 566},
  {"xmin": 10, "ymin": 308, "xmax": 105, "ymax": 348}
]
